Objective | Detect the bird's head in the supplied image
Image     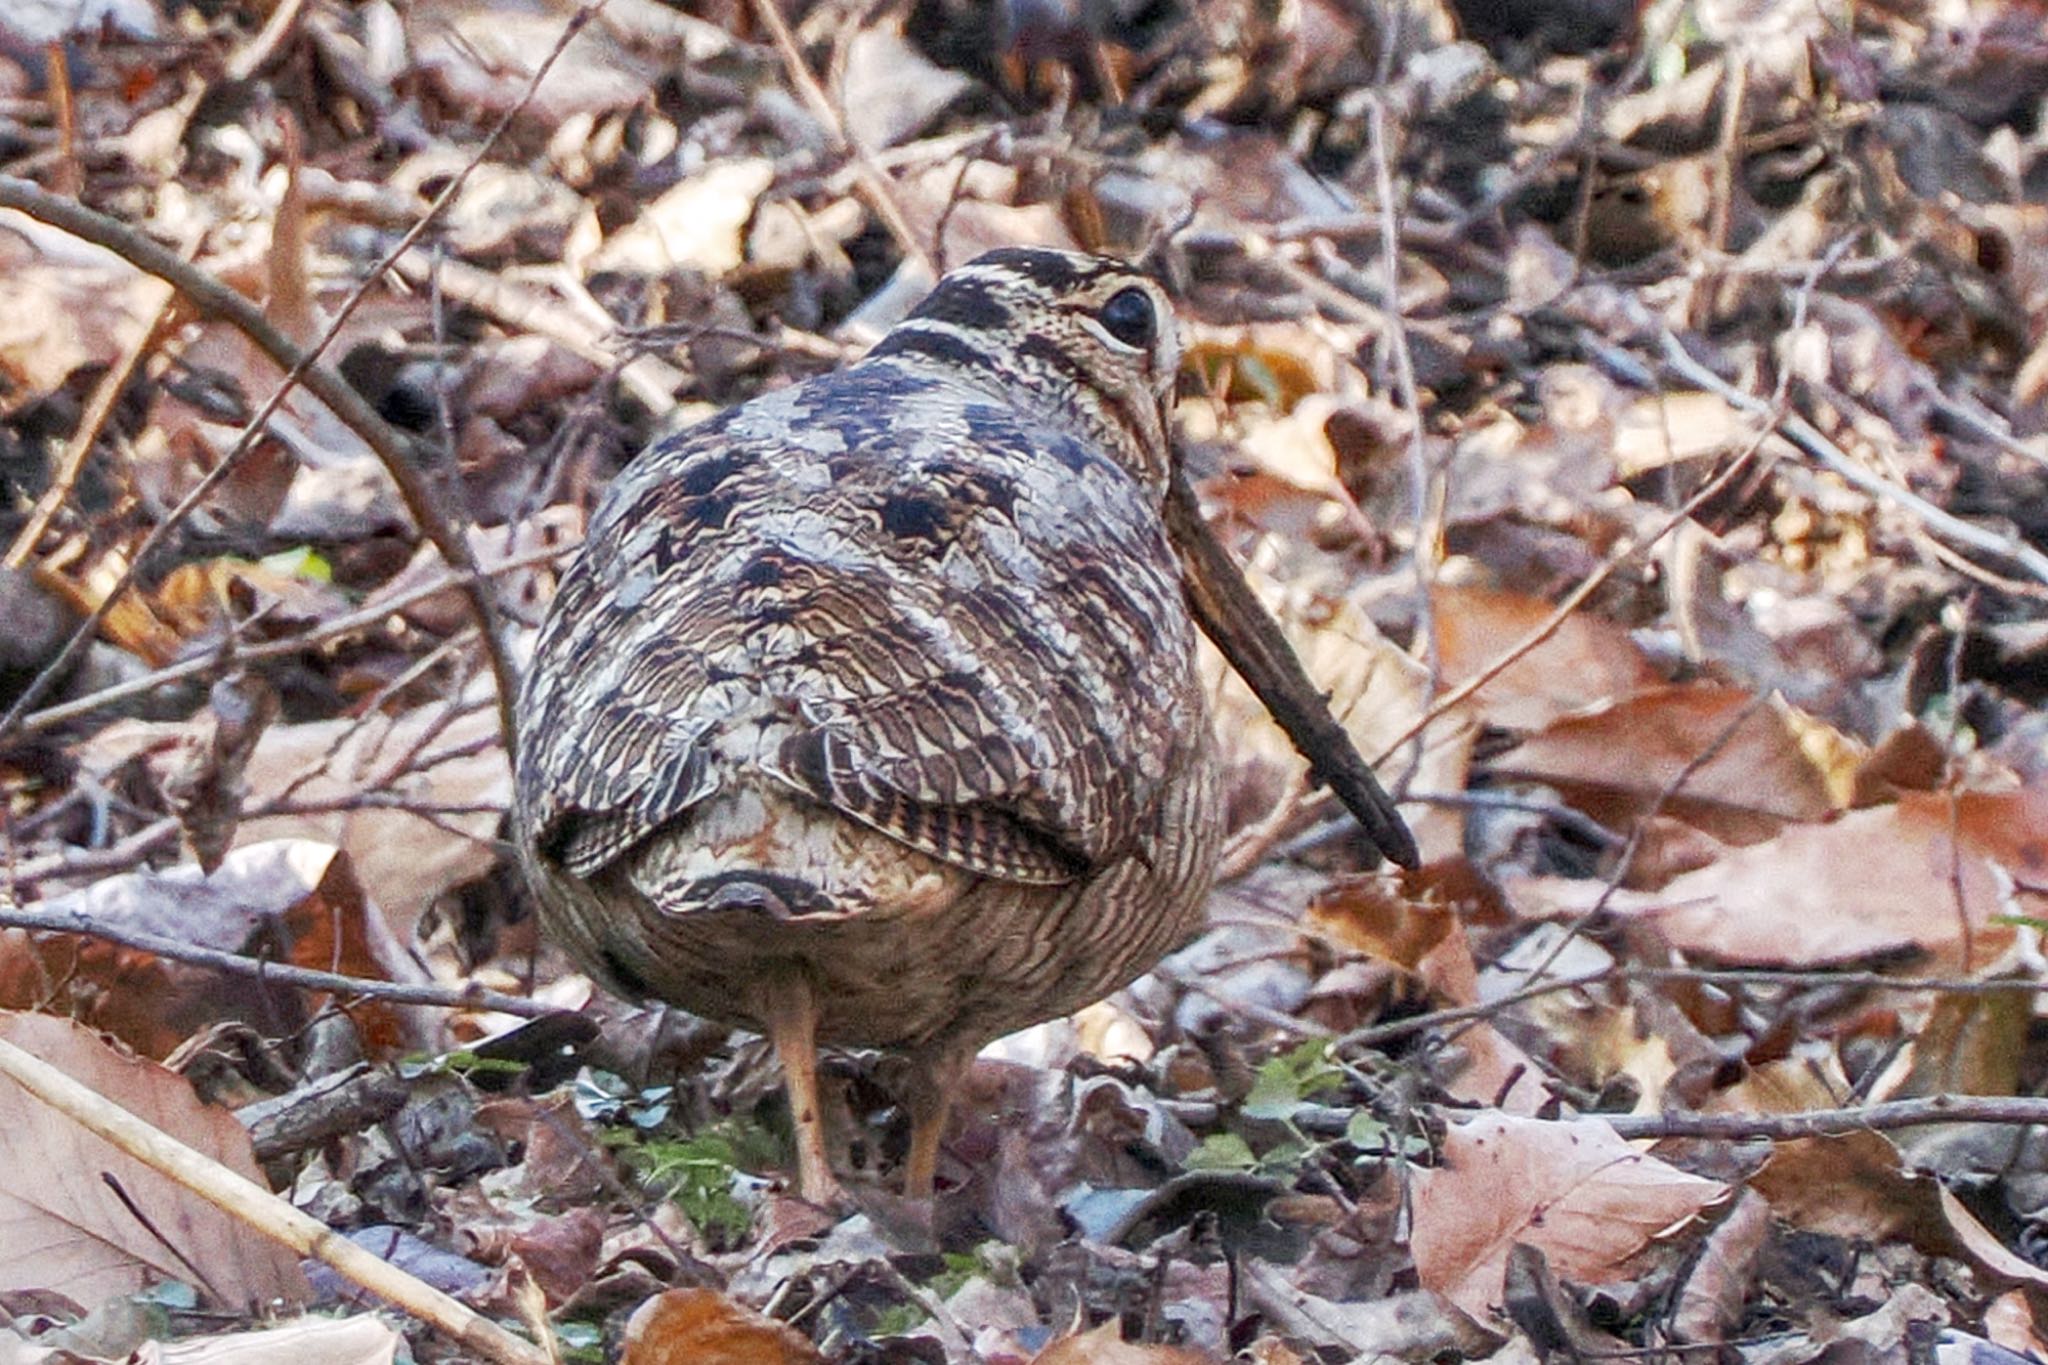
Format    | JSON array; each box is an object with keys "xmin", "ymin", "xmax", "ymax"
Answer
[{"xmin": 866, "ymin": 247, "xmax": 1182, "ymax": 491}]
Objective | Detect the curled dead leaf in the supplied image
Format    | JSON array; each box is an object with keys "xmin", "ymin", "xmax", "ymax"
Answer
[
  {"xmin": 620, "ymin": 1288, "xmax": 824, "ymax": 1365},
  {"xmin": 1030, "ymin": 1320, "xmax": 1218, "ymax": 1363}
]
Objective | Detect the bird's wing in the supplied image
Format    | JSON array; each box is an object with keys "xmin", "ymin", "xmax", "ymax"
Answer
[{"xmin": 513, "ymin": 369, "xmax": 1198, "ymax": 887}]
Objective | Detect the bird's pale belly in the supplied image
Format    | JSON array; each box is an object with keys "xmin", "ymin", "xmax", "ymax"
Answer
[{"xmin": 553, "ymin": 765, "xmax": 1215, "ymax": 1054}]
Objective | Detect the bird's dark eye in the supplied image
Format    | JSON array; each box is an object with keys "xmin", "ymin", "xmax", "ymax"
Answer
[{"xmin": 1098, "ymin": 287, "xmax": 1156, "ymax": 349}]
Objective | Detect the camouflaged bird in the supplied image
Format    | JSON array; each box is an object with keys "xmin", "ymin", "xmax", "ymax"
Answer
[{"xmin": 514, "ymin": 248, "xmax": 1401, "ymax": 1203}]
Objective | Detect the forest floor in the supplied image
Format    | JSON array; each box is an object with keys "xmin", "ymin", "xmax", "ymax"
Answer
[{"xmin": 5, "ymin": 0, "xmax": 2048, "ymax": 1361}]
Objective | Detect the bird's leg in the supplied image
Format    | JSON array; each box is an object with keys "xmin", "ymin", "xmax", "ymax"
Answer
[
  {"xmin": 902, "ymin": 1047, "xmax": 972, "ymax": 1199},
  {"xmin": 759, "ymin": 970, "xmax": 843, "ymax": 1206}
]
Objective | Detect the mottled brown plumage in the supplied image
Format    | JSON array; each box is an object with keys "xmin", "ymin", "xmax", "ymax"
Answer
[{"xmin": 513, "ymin": 248, "xmax": 1404, "ymax": 1201}]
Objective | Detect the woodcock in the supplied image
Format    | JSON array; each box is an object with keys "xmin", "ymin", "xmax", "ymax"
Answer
[{"xmin": 513, "ymin": 248, "xmax": 1414, "ymax": 1202}]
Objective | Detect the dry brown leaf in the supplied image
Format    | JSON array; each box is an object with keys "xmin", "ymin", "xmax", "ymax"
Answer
[
  {"xmin": 591, "ymin": 159, "xmax": 776, "ymax": 279},
  {"xmin": 86, "ymin": 680, "xmax": 511, "ymax": 932},
  {"xmin": 1984, "ymin": 1290, "xmax": 2048, "ymax": 1359},
  {"xmin": 409, "ymin": 0, "xmax": 663, "ymax": 123},
  {"xmin": 1312, "ymin": 884, "xmax": 1547, "ymax": 1110},
  {"xmin": 137, "ymin": 314, "xmax": 379, "ymax": 536},
  {"xmin": 2, "ymin": 840, "xmax": 423, "ymax": 1059},
  {"xmin": 1409, "ymin": 1112, "xmax": 1726, "ymax": 1318},
  {"xmin": 1307, "ymin": 879, "xmax": 1460, "ymax": 984},
  {"xmin": 0, "ymin": 1011, "xmax": 311, "ymax": 1313},
  {"xmin": 1432, "ymin": 585, "xmax": 1662, "ymax": 732},
  {"xmin": 1752, "ymin": 1130, "xmax": 2048, "ymax": 1290},
  {"xmin": 1492, "ymin": 685, "xmax": 1836, "ymax": 844},
  {"xmin": 1611, "ymin": 390, "xmax": 1760, "ymax": 476},
  {"xmin": 0, "ymin": 210, "xmax": 160, "ymax": 413},
  {"xmin": 1667, "ymin": 1188, "xmax": 1771, "ymax": 1344},
  {"xmin": 1186, "ymin": 334, "xmax": 1332, "ymax": 412},
  {"xmin": 1513, "ymin": 788, "xmax": 2048, "ymax": 968},
  {"xmin": 1865, "ymin": 984, "xmax": 2029, "ymax": 1103},
  {"xmin": 1031, "ymin": 1321, "xmax": 1218, "ymax": 1364},
  {"xmin": 837, "ymin": 17, "xmax": 973, "ymax": 150},
  {"xmin": 619, "ymin": 1288, "xmax": 824, "ymax": 1365},
  {"xmin": 1700, "ymin": 1050, "xmax": 1853, "ymax": 1119},
  {"xmin": 148, "ymin": 559, "xmax": 350, "ymax": 643}
]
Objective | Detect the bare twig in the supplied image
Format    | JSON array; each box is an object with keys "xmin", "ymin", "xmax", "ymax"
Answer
[
  {"xmin": 0, "ymin": 180, "xmax": 521, "ymax": 754},
  {"xmin": 1339, "ymin": 965, "xmax": 2048, "ymax": 1053},
  {"xmin": 1359, "ymin": 90, "xmax": 1439, "ymax": 804},
  {"xmin": 1601, "ymin": 1093, "xmax": 2048, "ymax": 1141},
  {"xmin": 1373, "ymin": 440, "xmax": 1766, "ymax": 765},
  {"xmin": 19, "ymin": 528, "xmax": 576, "ymax": 737},
  {"xmin": 748, "ymin": 0, "xmax": 933, "ymax": 274},
  {"xmin": 0, "ymin": 904, "xmax": 554, "ymax": 1018},
  {"xmin": 1659, "ymin": 331, "xmax": 2048, "ymax": 587}
]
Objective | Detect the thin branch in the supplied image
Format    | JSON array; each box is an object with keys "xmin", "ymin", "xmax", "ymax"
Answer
[
  {"xmin": 748, "ymin": 0, "xmax": 934, "ymax": 274},
  {"xmin": 1659, "ymin": 331, "xmax": 2048, "ymax": 588},
  {"xmin": 19, "ymin": 523, "xmax": 576, "ymax": 737},
  {"xmin": 1372, "ymin": 437, "xmax": 1766, "ymax": 765},
  {"xmin": 1601, "ymin": 1093, "xmax": 2048, "ymax": 1141},
  {"xmin": 0, "ymin": 181, "xmax": 520, "ymax": 753},
  {"xmin": 1357, "ymin": 90, "xmax": 1439, "ymax": 810},
  {"xmin": 1338, "ymin": 964, "xmax": 2048, "ymax": 1053},
  {"xmin": 0, "ymin": 905, "xmax": 554, "ymax": 1019}
]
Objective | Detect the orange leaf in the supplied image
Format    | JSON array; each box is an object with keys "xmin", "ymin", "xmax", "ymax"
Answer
[{"xmin": 620, "ymin": 1288, "xmax": 824, "ymax": 1365}]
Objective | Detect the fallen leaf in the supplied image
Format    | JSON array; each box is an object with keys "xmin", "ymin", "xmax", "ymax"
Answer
[
  {"xmin": 0, "ymin": 210, "xmax": 160, "ymax": 413},
  {"xmin": 1409, "ymin": 1112, "xmax": 1726, "ymax": 1318},
  {"xmin": 0, "ymin": 1012, "xmax": 311, "ymax": 1313},
  {"xmin": 1512, "ymin": 788, "xmax": 2048, "ymax": 968},
  {"xmin": 1432, "ymin": 584, "xmax": 1662, "ymax": 731},
  {"xmin": 1752, "ymin": 1130, "xmax": 2048, "ymax": 1290},
  {"xmin": 1031, "ymin": 1321, "xmax": 1218, "ymax": 1363},
  {"xmin": 1492, "ymin": 685, "xmax": 1837, "ymax": 845},
  {"xmin": 591, "ymin": 159, "xmax": 777, "ymax": 279},
  {"xmin": 136, "ymin": 1315, "xmax": 402, "ymax": 1363},
  {"xmin": 5, "ymin": 840, "xmax": 424, "ymax": 1058},
  {"xmin": 620, "ymin": 1287, "xmax": 824, "ymax": 1365}
]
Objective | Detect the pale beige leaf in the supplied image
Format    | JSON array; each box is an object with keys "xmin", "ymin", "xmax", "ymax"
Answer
[
  {"xmin": 137, "ymin": 1316, "xmax": 401, "ymax": 1364},
  {"xmin": 1410, "ymin": 1113, "xmax": 1726, "ymax": 1318},
  {"xmin": 0, "ymin": 1012, "xmax": 310, "ymax": 1312},
  {"xmin": 1512, "ymin": 788, "xmax": 2048, "ymax": 968}
]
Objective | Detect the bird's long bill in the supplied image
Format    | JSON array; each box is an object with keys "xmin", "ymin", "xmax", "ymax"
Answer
[{"xmin": 1164, "ymin": 472, "xmax": 1420, "ymax": 869}]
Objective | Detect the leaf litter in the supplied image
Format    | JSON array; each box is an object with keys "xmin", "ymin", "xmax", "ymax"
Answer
[{"xmin": 1, "ymin": 0, "xmax": 2048, "ymax": 1359}]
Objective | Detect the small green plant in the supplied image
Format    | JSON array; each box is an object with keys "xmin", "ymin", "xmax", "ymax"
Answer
[
  {"xmin": 612, "ymin": 1129, "xmax": 756, "ymax": 1243},
  {"xmin": 397, "ymin": 1049, "xmax": 530, "ymax": 1082},
  {"xmin": 571, "ymin": 1069, "xmax": 673, "ymax": 1129},
  {"xmin": 870, "ymin": 1246, "xmax": 1000, "ymax": 1337},
  {"xmin": 1241, "ymin": 1040, "xmax": 1346, "ymax": 1121},
  {"xmin": 1192, "ymin": 1041, "xmax": 1426, "ymax": 1178},
  {"xmin": 573, "ymin": 1069, "xmax": 772, "ymax": 1244},
  {"xmin": 553, "ymin": 1319, "xmax": 605, "ymax": 1363},
  {"xmin": 258, "ymin": 545, "xmax": 334, "ymax": 582}
]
